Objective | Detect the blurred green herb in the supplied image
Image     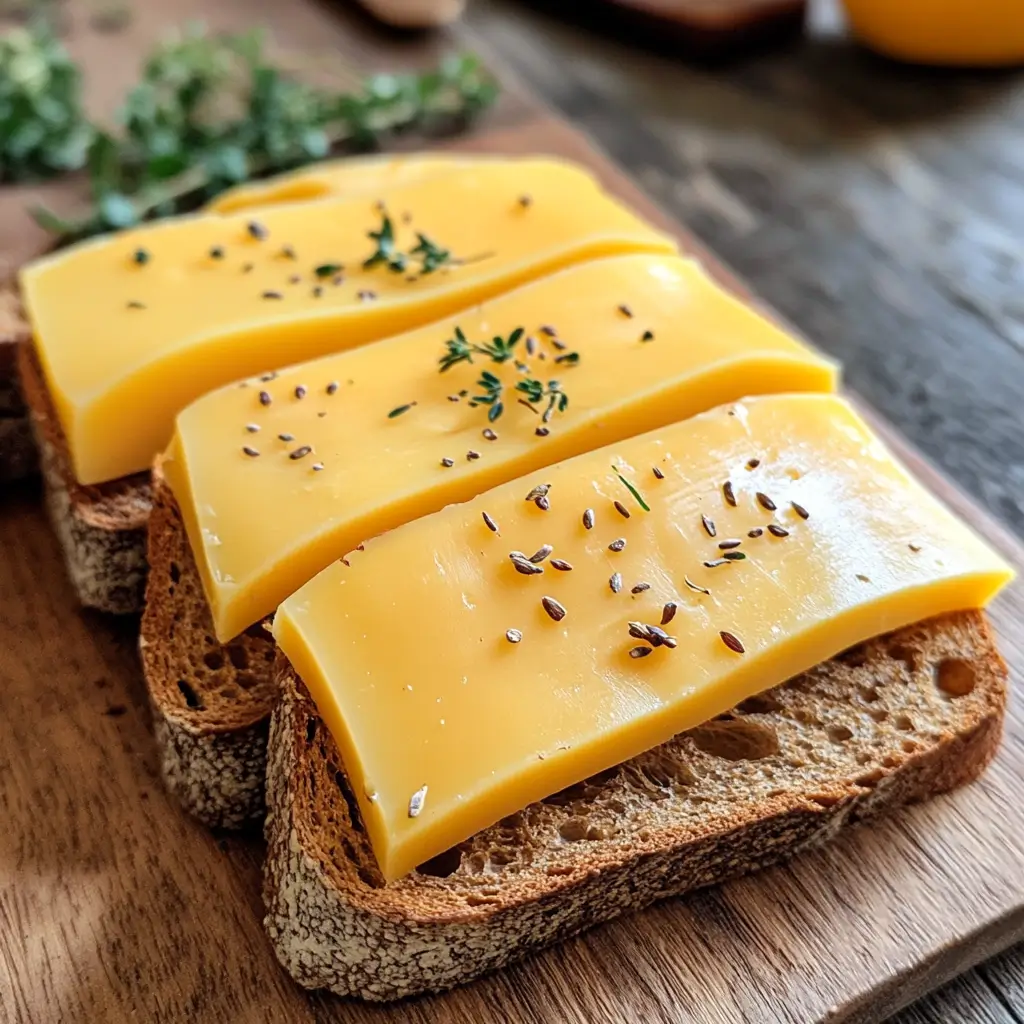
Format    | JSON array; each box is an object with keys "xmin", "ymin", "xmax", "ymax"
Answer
[{"xmin": 3, "ymin": 20, "xmax": 498, "ymax": 241}]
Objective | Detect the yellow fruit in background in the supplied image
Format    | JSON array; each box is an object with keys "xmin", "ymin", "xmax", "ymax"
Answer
[{"xmin": 843, "ymin": 0, "xmax": 1024, "ymax": 66}]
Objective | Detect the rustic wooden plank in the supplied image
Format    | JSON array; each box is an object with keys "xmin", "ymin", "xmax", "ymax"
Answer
[{"xmin": 3, "ymin": 2, "xmax": 1024, "ymax": 1022}]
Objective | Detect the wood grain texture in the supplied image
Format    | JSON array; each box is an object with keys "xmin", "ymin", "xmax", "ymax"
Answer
[{"xmin": 1, "ymin": 2, "xmax": 1023, "ymax": 1022}]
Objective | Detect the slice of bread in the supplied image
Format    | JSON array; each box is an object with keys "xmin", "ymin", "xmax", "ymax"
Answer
[
  {"xmin": 0, "ymin": 290, "xmax": 37, "ymax": 482},
  {"xmin": 262, "ymin": 609, "xmax": 1006, "ymax": 1001},
  {"xmin": 17, "ymin": 340, "xmax": 151, "ymax": 613},
  {"xmin": 142, "ymin": 466, "xmax": 276, "ymax": 828}
]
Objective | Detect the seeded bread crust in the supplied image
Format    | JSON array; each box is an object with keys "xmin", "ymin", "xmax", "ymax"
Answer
[
  {"xmin": 262, "ymin": 609, "xmax": 1006, "ymax": 1001},
  {"xmin": 142, "ymin": 464, "xmax": 276, "ymax": 828},
  {"xmin": 0, "ymin": 290, "xmax": 37, "ymax": 482},
  {"xmin": 16, "ymin": 339, "xmax": 151, "ymax": 613}
]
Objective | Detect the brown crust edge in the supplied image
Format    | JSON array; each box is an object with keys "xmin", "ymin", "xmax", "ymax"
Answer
[
  {"xmin": 16, "ymin": 338, "xmax": 152, "ymax": 613},
  {"xmin": 0, "ymin": 289, "xmax": 37, "ymax": 481},
  {"xmin": 262, "ymin": 613, "xmax": 1006, "ymax": 1001}
]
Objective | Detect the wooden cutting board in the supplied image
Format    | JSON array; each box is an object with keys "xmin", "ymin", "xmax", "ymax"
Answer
[{"xmin": 1, "ymin": 3, "xmax": 1022, "ymax": 1022}]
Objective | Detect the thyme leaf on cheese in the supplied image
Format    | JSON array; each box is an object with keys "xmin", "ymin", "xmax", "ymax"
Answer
[
  {"xmin": 515, "ymin": 378, "xmax": 568, "ymax": 423},
  {"xmin": 438, "ymin": 326, "xmax": 524, "ymax": 372},
  {"xmin": 439, "ymin": 326, "xmax": 476, "ymax": 372},
  {"xmin": 364, "ymin": 212, "xmax": 456, "ymax": 276},
  {"xmin": 21, "ymin": 21, "xmax": 499, "ymax": 241},
  {"xmin": 469, "ymin": 370, "xmax": 504, "ymax": 422},
  {"xmin": 613, "ymin": 467, "xmax": 651, "ymax": 512}
]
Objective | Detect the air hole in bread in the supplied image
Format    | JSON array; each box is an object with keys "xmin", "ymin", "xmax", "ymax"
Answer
[
  {"xmin": 586, "ymin": 825, "xmax": 610, "ymax": 841},
  {"xmin": 489, "ymin": 848, "xmax": 516, "ymax": 865},
  {"xmin": 414, "ymin": 845, "xmax": 463, "ymax": 877},
  {"xmin": 333, "ymin": 769, "xmax": 363, "ymax": 830},
  {"xmin": 227, "ymin": 645, "xmax": 249, "ymax": 670},
  {"xmin": 169, "ymin": 561, "xmax": 181, "ymax": 584},
  {"xmin": 542, "ymin": 781, "xmax": 589, "ymax": 807},
  {"xmin": 902, "ymin": 740, "xmax": 918, "ymax": 754},
  {"xmin": 736, "ymin": 692, "xmax": 783, "ymax": 715},
  {"xmin": 235, "ymin": 672, "xmax": 257, "ymax": 690},
  {"xmin": 357, "ymin": 865, "xmax": 380, "ymax": 888},
  {"xmin": 467, "ymin": 852, "xmax": 487, "ymax": 874},
  {"xmin": 869, "ymin": 708, "xmax": 888, "ymax": 723},
  {"xmin": 895, "ymin": 714, "xmax": 914, "ymax": 732},
  {"xmin": 177, "ymin": 679, "xmax": 203, "ymax": 709},
  {"xmin": 935, "ymin": 659, "xmax": 977, "ymax": 698},
  {"xmin": 218, "ymin": 685, "xmax": 238, "ymax": 699},
  {"xmin": 203, "ymin": 651, "xmax": 224, "ymax": 671},
  {"xmin": 887, "ymin": 644, "xmax": 917, "ymax": 674},
  {"xmin": 690, "ymin": 719, "xmax": 780, "ymax": 761},
  {"xmin": 859, "ymin": 686, "xmax": 880, "ymax": 703},
  {"xmin": 305, "ymin": 717, "xmax": 319, "ymax": 743},
  {"xmin": 837, "ymin": 645, "xmax": 868, "ymax": 668},
  {"xmin": 827, "ymin": 725, "xmax": 853, "ymax": 744},
  {"xmin": 558, "ymin": 819, "xmax": 590, "ymax": 842},
  {"xmin": 882, "ymin": 756, "xmax": 899, "ymax": 768}
]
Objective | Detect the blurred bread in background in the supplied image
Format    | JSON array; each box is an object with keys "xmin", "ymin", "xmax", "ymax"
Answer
[{"xmin": 355, "ymin": 0, "xmax": 466, "ymax": 28}]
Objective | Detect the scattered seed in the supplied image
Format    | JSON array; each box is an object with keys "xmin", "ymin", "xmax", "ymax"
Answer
[
  {"xmin": 628, "ymin": 622, "xmax": 650, "ymax": 641},
  {"xmin": 661, "ymin": 602, "xmax": 677, "ymax": 626},
  {"xmin": 525, "ymin": 483, "xmax": 551, "ymax": 503},
  {"xmin": 483, "ymin": 428, "xmax": 498, "ymax": 441},
  {"xmin": 631, "ymin": 582, "xmax": 651, "ymax": 595},
  {"xmin": 541, "ymin": 596, "xmax": 566, "ymax": 622},
  {"xmin": 510, "ymin": 553, "xmax": 543, "ymax": 576},
  {"xmin": 529, "ymin": 544, "xmax": 553, "ymax": 564},
  {"xmin": 629, "ymin": 646, "xmax": 653, "ymax": 659},
  {"xmin": 909, "ymin": 542, "xmax": 922, "ymax": 552},
  {"xmin": 724, "ymin": 551, "xmax": 747, "ymax": 561},
  {"xmin": 648, "ymin": 626, "xmax": 672, "ymax": 647},
  {"xmin": 467, "ymin": 450, "xmax": 481, "ymax": 461},
  {"xmin": 247, "ymin": 221, "xmax": 268, "ymax": 240},
  {"xmin": 684, "ymin": 576, "xmax": 710, "ymax": 595},
  {"xmin": 525, "ymin": 336, "xmax": 537, "ymax": 356},
  {"xmin": 132, "ymin": 248, "xmax": 149, "ymax": 265},
  {"xmin": 652, "ymin": 466, "xmax": 664, "ymax": 480},
  {"xmin": 261, "ymin": 371, "xmax": 277, "ymax": 382},
  {"xmin": 767, "ymin": 524, "xmax": 789, "ymax": 538},
  {"xmin": 719, "ymin": 631, "xmax": 745, "ymax": 654},
  {"xmin": 701, "ymin": 514, "xmax": 717, "ymax": 538},
  {"xmin": 388, "ymin": 403, "xmax": 417, "ymax": 418},
  {"xmin": 408, "ymin": 785, "xmax": 427, "ymax": 817},
  {"xmin": 618, "ymin": 303, "xmax": 633, "ymax": 318},
  {"xmin": 723, "ymin": 481, "xmax": 737, "ymax": 507},
  {"xmin": 535, "ymin": 427, "xmax": 550, "ymax": 437},
  {"xmin": 259, "ymin": 390, "xmax": 272, "ymax": 406},
  {"xmin": 326, "ymin": 381, "xmax": 339, "ymax": 395},
  {"xmin": 550, "ymin": 558, "xmax": 573, "ymax": 571},
  {"xmin": 746, "ymin": 458, "xmax": 760, "ymax": 470},
  {"xmin": 358, "ymin": 290, "xmax": 377, "ymax": 301},
  {"xmin": 245, "ymin": 424, "xmax": 259, "ymax": 433},
  {"xmin": 242, "ymin": 262, "xmax": 254, "ymax": 273},
  {"xmin": 551, "ymin": 337, "xmax": 568, "ymax": 351},
  {"xmin": 539, "ymin": 325, "xmax": 557, "ymax": 337},
  {"xmin": 294, "ymin": 385, "xmax": 307, "ymax": 400},
  {"xmin": 312, "ymin": 286, "xmax": 323, "ymax": 298},
  {"xmin": 519, "ymin": 194, "xmax": 532, "ymax": 208},
  {"xmin": 289, "ymin": 446, "xmax": 312, "ymax": 460},
  {"xmin": 506, "ymin": 628, "xmax": 523, "ymax": 643},
  {"xmin": 756, "ymin": 492, "xmax": 777, "ymax": 511},
  {"xmin": 748, "ymin": 528, "xmax": 764, "ymax": 538},
  {"xmin": 641, "ymin": 330, "xmax": 655, "ymax": 342},
  {"xmin": 242, "ymin": 446, "xmax": 259, "ymax": 457},
  {"xmin": 315, "ymin": 263, "xmax": 342, "ymax": 279},
  {"xmin": 660, "ymin": 635, "xmax": 678, "ymax": 649},
  {"xmin": 609, "ymin": 538, "xmax": 626, "ymax": 552},
  {"xmin": 482, "ymin": 511, "xmax": 499, "ymax": 533},
  {"xmin": 209, "ymin": 246, "xmax": 224, "ymax": 259},
  {"xmin": 440, "ymin": 457, "xmax": 454, "ymax": 467},
  {"xmin": 289, "ymin": 274, "xmax": 301, "ymax": 284},
  {"xmin": 535, "ymin": 495, "xmax": 550, "ymax": 511},
  {"xmin": 718, "ymin": 539, "xmax": 742, "ymax": 550},
  {"xmin": 610, "ymin": 572, "xmax": 623, "ymax": 593},
  {"xmin": 792, "ymin": 501, "xmax": 810, "ymax": 520},
  {"xmin": 582, "ymin": 508, "xmax": 595, "ymax": 530},
  {"xmin": 447, "ymin": 395, "xmax": 460, "ymax": 402},
  {"xmin": 262, "ymin": 290, "xmax": 283, "ymax": 300},
  {"xmin": 278, "ymin": 433, "xmax": 294, "ymax": 442},
  {"xmin": 614, "ymin": 500, "xmax": 631, "ymax": 520},
  {"xmin": 312, "ymin": 462, "xmax": 324, "ymax": 471},
  {"xmin": 704, "ymin": 558, "xmax": 729, "ymax": 568},
  {"xmin": 856, "ymin": 573, "xmax": 871, "ymax": 583},
  {"xmin": 280, "ymin": 245, "xmax": 296, "ymax": 260},
  {"xmin": 126, "ymin": 300, "xmax": 146, "ymax": 309}
]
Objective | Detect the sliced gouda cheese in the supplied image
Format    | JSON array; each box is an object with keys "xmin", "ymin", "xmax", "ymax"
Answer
[
  {"xmin": 274, "ymin": 393, "xmax": 1013, "ymax": 880},
  {"xmin": 207, "ymin": 154, "xmax": 492, "ymax": 214},
  {"xmin": 163, "ymin": 254, "xmax": 837, "ymax": 642},
  {"xmin": 21, "ymin": 159, "xmax": 674, "ymax": 485}
]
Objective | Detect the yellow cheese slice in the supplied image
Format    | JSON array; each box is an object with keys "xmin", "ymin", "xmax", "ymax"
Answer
[
  {"xmin": 163, "ymin": 254, "xmax": 838, "ymax": 643},
  {"xmin": 274, "ymin": 393, "xmax": 1013, "ymax": 881},
  {"xmin": 206, "ymin": 154, "xmax": 492, "ymax": 214},
  {"xmin": 21, "ymin": 159, "xmax": 674, "ymax": 485}
]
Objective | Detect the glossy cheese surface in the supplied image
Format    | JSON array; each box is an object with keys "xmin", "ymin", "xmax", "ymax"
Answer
[
  {"xmin": 164, "ymin": 254, "xmax": 837, "ymax": 642},
  {"xmin": 207, "ymin": 154, "xmax": 490, "ymax": 214},
  {"xmin": 274, "ymin": 393, "xmax": 1013, "ymax": 880},
  {"xmin": 22, "ymin": 158, "xmax": 674, "ymax": 484}
]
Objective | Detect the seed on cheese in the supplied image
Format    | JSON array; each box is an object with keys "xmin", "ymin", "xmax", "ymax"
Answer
[
  {"xmin": 273, "ymin": 393, "xmax": 1013, "ymax": 881},
  {"xmin": 206, "ymin": 154, "xmax": 493, "ymax": 214},
  {"xmin": 21, "ymin": 159, "xmax": 675, "ymax": 485},
  {"xmin": 162, "ymin": 253, "xmax": 837, "ymax": 642}
]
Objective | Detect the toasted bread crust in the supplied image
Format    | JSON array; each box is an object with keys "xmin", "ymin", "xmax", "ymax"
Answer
[
  {"xmin": 262, "ymin": 611, "xmax": 1006, "ymax": 1000},
  {"xmin": 142, "ymin": 466, "xmax": 276, "ymax": 828},
  {"xmin": 0, "ymin": 290, "xmax": 36, "ymax": 481},
  {"xmin": 16, "ymin": 339, "xmax": 151, "ymax": 612}
]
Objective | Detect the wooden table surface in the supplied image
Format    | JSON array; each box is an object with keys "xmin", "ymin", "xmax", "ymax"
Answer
[
  {"xmin": 2, "ymin": 1, "xmax": 1023, "ymax": 1021},
  {"xmin": 464, "ymin": 2, "xmax": 1024, "ymax": 1021}
]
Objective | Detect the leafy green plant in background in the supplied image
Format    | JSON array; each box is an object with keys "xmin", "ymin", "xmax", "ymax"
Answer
[{"xmin": 0, "ymin": 19, "xmax": 498, "ymax": 241}]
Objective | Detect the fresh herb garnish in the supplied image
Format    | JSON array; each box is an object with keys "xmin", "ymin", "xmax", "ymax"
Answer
[
  {"xmin": 314, "ymin": 263, "xmax": 342, "ymax": 279},
  {"xmin": 469, "ymin": 370, "xmax": 504, "ymax": 422},
  {"xmin": 363, "ymin": 211, "xmax": 456, "ymax": 275},
  {"xmin": 409, "ymin": 232, "xmax": 451, "ymax": 275},
  {"xmin": 515, "ymin": 378, "xmax": 568, "ymax": 423},
  {"xmin": 388, "ymin": 402, "xmax": 417, "ymax": 419},
  {"xmin": 438, "ymin": 326, "xmax": 524, "ymax": 372},
  {"xmin": 613, "ymin": 467, "xmax": 650, "ymax": 512},
  {"xmin": 21, "ymin": 22, "xmax": 498, "ymax": 241}
]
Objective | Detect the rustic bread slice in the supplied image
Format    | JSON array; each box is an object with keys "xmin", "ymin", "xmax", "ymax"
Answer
[
  {"xmin": 0, "ymin": 289, "xmax": 37, "ymax": 482},
  {"xmin": 141, "ymin": 465, "xmax": 276, "ymax": 828},
  {"xmin": 16, "ymin": 339, "xmax": 151, "ymax": 612},
  {"xmin": 262, "ymin": 609, "xmax": 1006, "ymax": 1001}
]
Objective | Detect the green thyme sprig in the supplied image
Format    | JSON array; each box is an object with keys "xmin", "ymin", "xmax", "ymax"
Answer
[
  {"xmin": 613, "ymin": 466, "xmax": 651, "ymax": 512},
  {"xmin": 516, "ymin": 378, "xmax": 568, "ymax": 423},
  {"xmin": 21, "ymin": 21, "xmax": 498, "ymax": 242},
  {"xmin": 438, "ymin": 326, "xmax": 524, "ymax": 372},
  {"xmin": 362, "ymin": 212, "xmax": 457, "ymax": 276},
  {"xmin": 470, "ymin": 370, "xmax": 504, "ymax": 422}
]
